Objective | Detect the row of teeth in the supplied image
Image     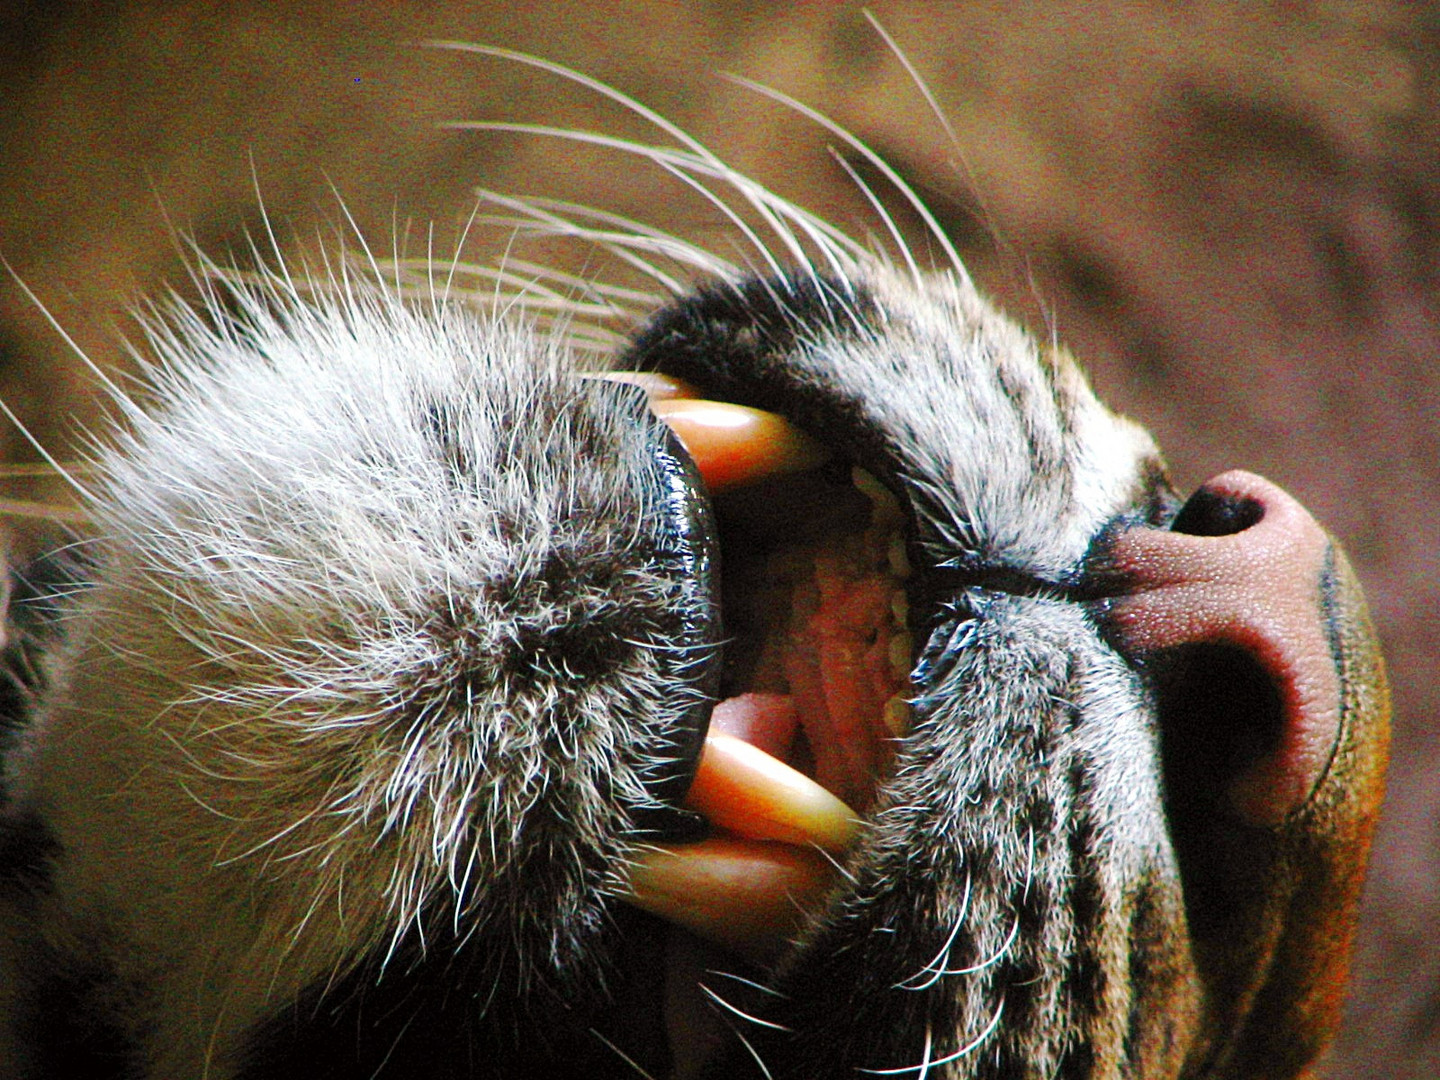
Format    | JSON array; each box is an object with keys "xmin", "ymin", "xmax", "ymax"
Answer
[
  {"xmin": 860, "ymin": 464, "xmax": 916, "ymax": 740},
  {"xmin": 595, "ymin": 371, "xmax": 915, "ymax": 963}
]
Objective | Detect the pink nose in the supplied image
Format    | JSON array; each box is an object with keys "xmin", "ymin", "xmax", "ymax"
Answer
[{"xmin": 1104, "ymin": 470, "xmax": 1341, "ymax": 825}]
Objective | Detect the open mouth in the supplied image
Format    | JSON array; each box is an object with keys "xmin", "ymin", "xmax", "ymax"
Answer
[{"xmin": 594, "ymin": 371, "xmax": 915, "ymax": 967}]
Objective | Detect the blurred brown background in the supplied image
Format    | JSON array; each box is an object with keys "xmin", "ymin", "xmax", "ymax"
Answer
[{"xmin": 0, "ymin": 3, "xmax": 1435, "ymax": 1075}]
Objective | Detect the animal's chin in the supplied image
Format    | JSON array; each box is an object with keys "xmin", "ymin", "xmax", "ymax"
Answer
[{"xmin": 601, "ymin": 373, "xmax": 911, "ymax": 945}]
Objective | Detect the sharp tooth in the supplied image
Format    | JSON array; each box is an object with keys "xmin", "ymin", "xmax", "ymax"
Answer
[
  {"xmin": 888, "ymin": 632, "xmax": 913, "ymax": 678},
  {"xmin": 584, "ymin": 370, "xmax": 700, "ymax": 400},
  {"xmin": 683, "ymin": 733, "xmax": 858, "ymax": 854},
  {"xmin": 623, "ymin": 837, "xmax": 837, "ymax": 965},
  {"xmin": 887, "ymin": 536, "xmax": 912, "ymax": 579},
  {"xmin": 621, "ymin": 733, "xmax": 858, "ymax": 964},
  {"xmin": 649, "ymin": 399, "xmax": 830, "ymax": 493},
  {"xmin": 882, "ymin": 695, "xmax": 912, "ymax": 737}
]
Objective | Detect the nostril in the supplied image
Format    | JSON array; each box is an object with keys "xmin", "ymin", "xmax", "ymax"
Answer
[
  {"xmin": 1156, "ymin": 643, "xmax": 1286, "ymax": 806},
  {"xmin": 1171, "ymin": 486, "xmax": 1264, "ymax": 537}
]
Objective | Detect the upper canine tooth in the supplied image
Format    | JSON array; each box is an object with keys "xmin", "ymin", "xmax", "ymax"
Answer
[
  {"xmin": 583, "ymin": 370, "xmax": 700, "ymax": 400},
  {"xmin": 683, "ymin": 733, "xmax": 858, "ymax": 854},
  {"xmin": 650, "ymin": 399, "xmax": 830, "ymax": 493}
]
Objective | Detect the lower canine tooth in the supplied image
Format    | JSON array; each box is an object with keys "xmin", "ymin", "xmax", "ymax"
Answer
[
  {"xmin": 623, "ymin": 838, "xmax": 837, "ymax": 965},
  {"xmin": 650, "ymin": 399, "xmax": 830, "ymax": 492}
]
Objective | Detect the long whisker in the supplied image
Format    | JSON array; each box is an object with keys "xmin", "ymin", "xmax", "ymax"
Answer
[
  {"xmin": 587, "ymin": 1029, "xmax": 659, "ymax": 1080},
  {"xmin": 432, "ymin": 42, "xmax": 855, "ymax": 279},
  {"xmin": 428, "ymin": 42, "xmax": 724, "ymax": 166},
  {"xmin": 0, "ymin": 461, "xmax": 97, "ymax": 478},
  {"xmin": 474, "ymin": 189, "xmax": 733, "ymax": 284},
  {"xmin": 0, "ymin": 394, "xmax": 94, "ymax": 507},
  {"xmin": 862, "ymin": 10, "xmax": 962, "ymax": 157},
  {"xmin": 860, "ymin": 996, "xmax": 1006, "ymax": 1075},
  {"xmin": 455, "ymin": 123, "xmax": 812, "ymax": 272},
  {"xmin": 829, "ymin": 147, "xmax": 920, "ymax": 288},
  {"xmin": 1, "ymin": 262, "xmax": 134, "ymax": 415},
  {"xmin": 470, "ymin": 185, "xmax": 700, "ymax": 293},
  {"xmin": 436, "ymin": 48, "xmax": 879, "ymax": 284},
  {"xmin": 699, "ymin": 983, "xmax": 793, "ymax": 1032},
  {"xmin": 249, "ymin": 157, "xmax": 299, "ymax": 299},
  {"xmin": 0, "ymin": 497, "xmax": 91, "ymax": 525},
  {"xmin": 723, "ymin": 75, "xmax": 972, "ymax": 289}
]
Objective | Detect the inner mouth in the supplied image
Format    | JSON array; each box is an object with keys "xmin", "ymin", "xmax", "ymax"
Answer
[
  {"xmin": 606, "ymin": 372, "xmax": 917, "ymax": 965},
  {"xmin": 708, "ymin": 458, "xmax": 913, "ymax": 810}
]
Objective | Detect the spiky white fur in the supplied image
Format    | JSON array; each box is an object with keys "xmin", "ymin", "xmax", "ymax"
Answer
[{"xmin": 1, "ymin": 256, "xmax": 729, "ymax": 1071}]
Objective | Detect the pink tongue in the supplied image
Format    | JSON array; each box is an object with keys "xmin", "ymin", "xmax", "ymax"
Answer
[
  {"xmin": 751, "ymin": 526, "xmax": 905, "ymax": 810},
  {"xmin": 707, "ymin": 548, "xmax": 903, "ymax": 812},
  {"xmin": 709, "ymin": 694, "xmax": 799, "ymax": 760}
]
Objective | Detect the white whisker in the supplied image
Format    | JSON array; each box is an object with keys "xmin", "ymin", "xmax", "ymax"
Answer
[
  {"xmin": 587, "ymin": 1029, "xmax": 658, "ymax": 1080},
  {"xmin": 861, "ymin": 996, "xmax": 1005, "ymax": 1075},
  {"xmin": 704, "ymin": 969, "xmax": 789, "ymax": 998},
  {"xmin": 896, "ymin": 870, "xmax": 973, "ymax": 990},
  {"xmin": 828, "ymin": 146, "xmax": 921, "ymax": 288},
  {"xmin": 862, "ymin": 10, "xmax": 961, "ymax": 157},
  {"xmin": 723, "ymin": 75, "xmax": 971, "ymax": 289},
  {"xmin": 727, "ymin": 1022, "xmax": 777, "ymax": 1080},
  {"xmin": 700, "ymin": 982, "xmax": 792, "ymax": 1032}
]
